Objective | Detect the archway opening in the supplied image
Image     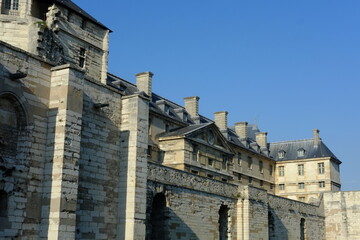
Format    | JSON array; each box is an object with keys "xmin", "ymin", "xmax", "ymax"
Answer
[
  {"xmin": 149, "ymin": 193, "xmax": 167, "ymax": 240},
  {"xmin": 219, "ymin": 204, "xmax": 229, "ymax": 240}
]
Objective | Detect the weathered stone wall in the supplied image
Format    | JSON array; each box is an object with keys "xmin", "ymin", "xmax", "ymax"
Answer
[
  {"xmin": 147, "ymin": 163, "xmax": 238, "ymax": 240},
  {"xmin": 323, "ymin": 191, "xmax": 360, "ymax": 240},
  {"xmin": 0, "ymin": 41, "xmax": 51, "ymax": 238},
  {"xmin": 75, "ymin": 79, "xmax": 122, "ymax": 239}
]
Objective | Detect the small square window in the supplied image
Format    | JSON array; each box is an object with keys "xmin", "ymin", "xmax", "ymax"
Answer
[
  {"xmin": 208, "ymin": 158, "xmax": 214, "ymax": 167},
  {"xmin": 260, "ymin": 180, "xmax": 264, "ymax": 187},
  {"xmin": 298, "ymin": 182, "xmax": 305, "ymax": 189},
  {"xmin": 279, "ymin": 184, "xmax": 285, "ymax": 191},
  {"xmin": 319, "ymin": 181, "xmax": 325, "ymax": 188},
  {"xmin": 278, "ymin": 150, "xmax": 285, "ymax": 159},
  {"xmin": 297, "ymin": 148, "xmax": 305, "ymax": 157},
  {"xmin": 248, "ymin": 177, "xmax": 253, "ymax": 184},
  {"xmin": 299, "ymin": 197, "xmax": 305, "ymax": 202}
]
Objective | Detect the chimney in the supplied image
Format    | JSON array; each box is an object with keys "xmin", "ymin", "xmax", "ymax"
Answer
[
  {"xmin": 184, "ymin": 96, "xmax": 200, "ymax": 117},
  {"xmin": 214, "ymin": 111, "xmax": 228, "ymax": 131},
  {"xmin": 313, "ymin": 129, "xmax": 321, "ymax": 146},
  {"xmin": 256, "ymin": 132, "xmax": 268, "ymax": 150},
  {"xmin": 136, "ymin": 72, "xmax": 153, "ymax": 97},
  {"xmin": 235, "ymin": 122, "xmax": 248, "ymax": 140}
]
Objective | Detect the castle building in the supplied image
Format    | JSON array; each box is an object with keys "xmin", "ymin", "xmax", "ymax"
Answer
[{"xmin": 0, "ymin": 0, "xmax": 359, "ymax": 239}]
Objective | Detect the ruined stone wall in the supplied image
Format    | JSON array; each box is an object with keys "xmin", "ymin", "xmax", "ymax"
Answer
[
  {"xmin": 267, "ymin": 192, "xmax": 325, "ymax": 240},
  {"xmin": 147, "ymin": 163, "xmax": 238, "ymax": 240},
  {"xmin": 323, "ymin": 191, "xmax": 360, "ymax": 240},
  {"xmin": 0, "ymin": 41, "xmax": 51, "ymax": 238},
  {"xmin": 75, "ymin": 79, "xmax": 122, "ymax": 239}
]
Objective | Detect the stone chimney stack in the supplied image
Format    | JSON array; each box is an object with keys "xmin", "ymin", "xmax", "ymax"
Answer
[
  {"xmin": 235, "ymin": 122, "xmax": 248, "ymax": 140},
  {"xmin": 184, "ymin": 96, "xmax": 200, "ymax": 117},
  {"xmin": 136, "ymin": 72, "xmax": 153, "ymax": 97},
  {"xmin": 214, "ymin": 111, "xmax": 228, "ymax": 131},
  {"xmin": 256, "ymin": 132, "xmax": 268, "ymax": 150},
  {"xmin": 313, "ymin": 129, "xmax": 321, "ymax": 146}
]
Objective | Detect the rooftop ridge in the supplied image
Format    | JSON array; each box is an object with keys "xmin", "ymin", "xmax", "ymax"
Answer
[{"xmin": 270, "ymin": 138, "xmax": 314, "ymax": 144}]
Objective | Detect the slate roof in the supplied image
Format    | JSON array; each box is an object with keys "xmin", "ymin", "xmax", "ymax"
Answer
[
  {"xmin": 159, "ymin": 123, "xmax": 212, "ymax": 138},
  {"xmin": 55, "ymin": 0, "xmax": 110, "ymax": 30},
  {"xmin": 269, "ymin": 139, "xmax": 340, "ymax": 162}
]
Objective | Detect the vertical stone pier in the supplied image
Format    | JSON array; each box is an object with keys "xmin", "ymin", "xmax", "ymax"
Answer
[
  {"xmin": 118, "ymin": 92, "xmax": 149, "ymax": 239},
  {"xmin": 42, "ymin": 64, "xmax": 84, "ymax": 239}
]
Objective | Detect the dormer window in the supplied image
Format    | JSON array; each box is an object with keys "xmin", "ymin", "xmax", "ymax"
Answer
[
  {"xmin": 2, "ymin": 0, "xmax": 19, "ymax": 15},
  {"xmin": 297, "ymin": 148, "xmax": 305, "ymax": 157},
  {"xmin": 278, "ymin": 150, "xmax": 286, "ymax": 159}
]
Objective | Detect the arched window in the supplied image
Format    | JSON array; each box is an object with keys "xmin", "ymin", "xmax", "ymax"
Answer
[
  {"xmin": 219, "ymin": 205, "xmax": 229, "ymax": 240},
  {"xmin": 149, "ymin": 193, "xmax": 168, "ymax": 240}
]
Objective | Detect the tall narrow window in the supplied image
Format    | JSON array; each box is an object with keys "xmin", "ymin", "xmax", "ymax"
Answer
[
  {"xmin": 192, "ymin": 144, "xmax": 198, "ymax": 161},
  {"xmin": 318, "ymin": 162, "xmax": 325, "ymax": 174},
  {"xmin": 270, "ymin": 165, "xmax": 273, "ymax": 176},
  {"xmin": 298, "ymin": 164, "xmax": 304, "ymax": 176},
  {"xmin": 259, "ymin": 160, "xmax": 263, "ymax": 173},
  {"xmin": 218, "ymin": 205, "xmax": 229, "ymax": 240},
  {"xmin": 4, "ymin": 0, "xmax": 11, "ymax": 9},
  {"xmin": 248, "ymin": 156, "xmax": 253, "ymax": 169},
  {"xmin": 300, "ymin": 218, "xmax": 306, "ymax": 240},
  {"xmin": 268, "ymin": 211, "xmax": 275, "ymax": 239},
  {"xmin": 149, "ymin": 193, "xmax": 168, "ymax": 240},
  {"xmin": 237, "ymin": 152, "xmax": 242, "ymax": 166},
  {"xmin": 12, "ymin": 0, "xmax": 18, "ymax": 10},
  {"xmin": 278, "ymin": 166, "xmax": 285, "ymax": 177},
  {"xmin": 0, "ymin": 190, "xmax": 8, "ymax": 217},
  {"xmin": 79, "ymin": 48, "xmax": 86, "ymax": 68},
  {"xmin": 222, "ymin": 155, "xmax": 227, "ymax": 170}
]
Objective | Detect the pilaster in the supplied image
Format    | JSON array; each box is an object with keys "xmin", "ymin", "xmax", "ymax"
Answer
[
  {"xmin": 42, "ymin": 64, "xmax": 84, "ymax": 239},
  {"xmin": 118, "ymin": 92, "xmax": 149, "ymax": 239}
]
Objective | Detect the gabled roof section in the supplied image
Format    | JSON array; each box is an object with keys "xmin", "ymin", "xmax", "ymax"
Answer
[
  {"xmin": 159, "ymin": 123, "xmax": 234, "ymax": 154},
  {"xmin": 55, "ymin": 0, "xmax": 110, "ymax": 30},
  {"xmin": 269, "ymin": 139, "xmax": 340, "ymax": 162}
]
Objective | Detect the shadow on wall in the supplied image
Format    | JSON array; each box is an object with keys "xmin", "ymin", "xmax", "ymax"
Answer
[
  {"xmin": 146, "ymin": 192, "xmax": 199, "ymax": 240},
  {"xmin": 268, "ymin": 207, "xmax": 289, "ymax": 240}
]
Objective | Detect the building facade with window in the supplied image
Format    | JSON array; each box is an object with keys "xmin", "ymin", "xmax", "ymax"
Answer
[
  {"xmin": 270, "ymin": 129, "xmax": 341, "ymax": 203},
  {"xmin": 0, "ymin": 0, "xmax": 358, "ymax": 239}
]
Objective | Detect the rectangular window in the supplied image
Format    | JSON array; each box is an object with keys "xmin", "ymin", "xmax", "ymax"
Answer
[
  {"xmin": 298, "ymin": 164, "xmax": 304, "ymax": 176},
  {"xmin": 79, "ymin": 48, "xmax": 86, "ymax": 68},
  {"xmin": 248, "ymin": 156, "xmax": 253, "ymax": 169},
  {"xmin": 270, "ymin": 184, "xmax": 274, "ymax": 189},
  {"xmin": 270, "ymin": 165, "xmax": 273, "ymax": 176},
  {"xmin": 299, "ymin": 197, "xmax": 305, "ymax": 202},
  {"xmin": 298, "ymin": 182, "xmax": 305, "ymax": 189},
  {"xmin": 4, "ymin": 0, "xmax": 11, "ymax": 9},
  {"xmin": 12, "ymin": 0, "xmax": 18, "ymax": 10},
  {"xmin": 208, "ymin": 158, "xmax": 214, "ymax": 167},
  {"xmin": 260, "ymin": 180, "xmax": 264, "ymax": 187},
  {"xmin": 279, "ymin": 184, "xmax": 285, "ymax": 191},
  {"xmin": 259, "ymin": 160, "xmax": 263, "ymax": 173},
  {"xmin": 192, "ymin": 144, "xmax": 198, "ymax": 161},
  {"xmin": 248, "ymin": 177, "xmax": 253, "ymax": 184},
  {"xmin": 237, "ymin": 153, "xmax": 242, "ymax": 166},
  {"xmin": 237, "ymin": 174, "xmax": 242, "ymax": 181},
  {"xmin": 279, "ymin": 166, "xmax": 285, "ymax": 177},
  {"xmin": 319, "ymin": 181, "xmax": 325, "ymax": 188},
  {"xmin": 222, "ymin": 155, "xmax": 227, "ymax": 170},
  {"xmin": 318, "ymin": 162, "xmax": 325, "ymax": 174}
]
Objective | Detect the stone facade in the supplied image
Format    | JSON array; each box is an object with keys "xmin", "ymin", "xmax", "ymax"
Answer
[{"xmin": 0, "ymin": 0, "xmax": 358, "ymax": 239}]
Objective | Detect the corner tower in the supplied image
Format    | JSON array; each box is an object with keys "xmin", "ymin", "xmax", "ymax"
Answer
[{"xmin": 0, "ymin": 0, "xmax": 110, "ymax": 83}]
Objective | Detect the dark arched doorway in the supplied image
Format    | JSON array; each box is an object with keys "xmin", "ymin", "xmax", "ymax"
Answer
[
  {"xmin": 149, "ymin": 193, "xmax": 168, "ymax": 240},
  {"xmin": 219, "ymin": 204, "xmax": 229, "ymax": 240}
]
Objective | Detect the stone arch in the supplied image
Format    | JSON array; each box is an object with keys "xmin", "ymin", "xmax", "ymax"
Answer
[
  {"xmin": 219, "ymin": 204, "xmax": 229, "ymax": 240},
  {"xmin": 148, "ymin": 192, "xmax": 168, "ymax": 240}
]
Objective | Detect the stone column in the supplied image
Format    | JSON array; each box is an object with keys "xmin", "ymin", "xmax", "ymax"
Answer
[
  {"xmin": 42, "ymin": 64, "xmax": 84, "ymax": 239},
  {"xmin": 118, "ymin": 92, "xmax": 149, "ymax": 239}
]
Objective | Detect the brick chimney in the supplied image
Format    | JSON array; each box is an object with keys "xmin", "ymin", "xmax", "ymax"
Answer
[
  {"xmin": 136, "ymin": 72, "xmax": 153, "ymax": 97},
  {"xmin": 235, "ymin": 122, "xmax": 248, "ymax": 140},
  {"xmin": 313, "ymin": 129, "xmax": 321, "ymax": 146},
  {"xmin": 184, "ymin": 96, "xmax": 200, "ymax": 116},
  {"xmin": 214, "ymin": 111, "xmax": 228, "ymax": 131}
]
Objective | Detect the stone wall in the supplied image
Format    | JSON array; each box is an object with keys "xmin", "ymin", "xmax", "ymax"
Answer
[
  {"xmin": 147, "ymin": 163, "xmax": 238, "ymax": 240},
  {"xmin": 323, "ymin": 191, "xmax": 360, "ymax": 240}
]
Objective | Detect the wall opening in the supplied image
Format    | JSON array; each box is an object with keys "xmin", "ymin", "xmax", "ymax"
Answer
[
  {"xmin": 300, "ymin": 218, "xmax": 306, "ymax": 240},
  {"xmin": 268, "ymin": 210, "xmax": 275, "ymax": 240},
  {"xmin": 149, "ymin": 193, "xmax": 168, "ymax": 240},
  {"xmin": 0, "ymin": 190, "xmax": 8, "ymax": 217},
  {"xmin": 219, "ymin": 204, "xmax": 229, "ymax": 240}
]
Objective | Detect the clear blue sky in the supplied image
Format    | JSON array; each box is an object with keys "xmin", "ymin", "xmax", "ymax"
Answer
[{"xmin": 74, "ymin": 0, "xmax": 360, "ymax": 191}]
